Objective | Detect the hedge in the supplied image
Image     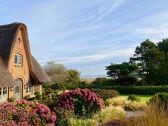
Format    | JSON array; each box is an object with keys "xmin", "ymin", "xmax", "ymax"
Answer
[{"xmin": 73, "ymin": 85, "xmax": 168, "ymax": 95}]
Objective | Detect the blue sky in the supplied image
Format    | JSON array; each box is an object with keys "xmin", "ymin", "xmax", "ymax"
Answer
[{"xmin": 1, "ymin": 0, "xmax": 168, "ymax": 78}]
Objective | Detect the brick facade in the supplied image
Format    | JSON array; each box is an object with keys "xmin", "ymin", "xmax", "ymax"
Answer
[
  {"xmin": 0, "ymin": 23, "xmax": 50, "ymax": 102},
  {"xmin": 8, "ymin": 28, "xmax": 41, "ymax": 99}
]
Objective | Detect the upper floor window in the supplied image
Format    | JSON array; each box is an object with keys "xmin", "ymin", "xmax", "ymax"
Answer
[{"xmin": 14, "ymin": 54, "xmax": 22, "ymax": 66}]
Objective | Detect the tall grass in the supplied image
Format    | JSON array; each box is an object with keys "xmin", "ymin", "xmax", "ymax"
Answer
[
  {"xmin": 128, "ymin": 104, "xmax": 168, "ymax": 126},
  {"xmin": 69, "ymin": 105, "xmax": 126, "ymax": 126},
  {"xmin": 107, "ymin": 97, "xmax": 147, "ymax": 111}
]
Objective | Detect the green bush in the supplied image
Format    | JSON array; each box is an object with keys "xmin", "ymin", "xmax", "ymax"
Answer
[
  {"xmin": 84, "ymin": 86, "xmax": 168, "ymax": 95},
  {"xmin": 92, "ymin": 78, "xmax": 117, "ymax": 86},
  {"xmin": 117, "ymin": 76, "xmax": 138, "ymax": 86},
  {"xmin": 95, "ymin": 89, "xmax": 119, "ymax": 100},
  {"xmin": 8, "ymin": 97, "xmax": 16, "ymax": 102},
  {"xmin": 34, "ymin": 92, "xmax": 41, "ymax": 100},
  {"xmin": 128, "ymin": 94, "xmax": 140, "ymax": 102},
  {"xmin": 50, "ymin": 82, "xmax": 66, "ymax": 90},
  {"xmin": 149, "ymin": 92, "xmax": 168, "ymax": 109}
]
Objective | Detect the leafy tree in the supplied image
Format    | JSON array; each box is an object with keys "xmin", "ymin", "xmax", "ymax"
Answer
[
  {"xmin": 106, "ymin": 62, "xmax": 139, "ymax": 85},
  {"xmin": 158, "ymin": 39, "xmax": 168, "ymax": 61},
  {"xmin": 155, "ymin": 39, "xmax": 168, "ymax": 84},
  {"xmin": 130, "ymin": 39, "xmax": 165, "ymax": 84},
  {"xmin": 67, "ymin": 69, "xmax": 81, "ymax": 84},
  {"xmin": 44, "ymin": 62, "xmax": 81, "ymax": 86},
  {"xmin": 44, "ymin": 61, "xmax": 69, "ymax": 83}
]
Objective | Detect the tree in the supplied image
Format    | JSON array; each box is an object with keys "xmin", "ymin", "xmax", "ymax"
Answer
[
  {"xmin": 43, "ymin": 62, "xmax": 81, "ymax": 85},
  {"xmin": 67, "ymin": 69, "xmax": 81, "ymax": 84},
  {"xmin": 158, "ymin": 39, "xmax": 168, "ymax": 61},
  {"xmin": 106, "ymin": 62, "xmax": 139, "ymax": 85},
  {"xmin": 155, "ymin": 39, "xmax": 168, "ymax": 84},
  {"xmin": 130, "ymin": 39, "xmax": 165, "ymax": 84},
  {"xmin": 43, "ymin": 61, "xmax": 69, "ymax": 83}
]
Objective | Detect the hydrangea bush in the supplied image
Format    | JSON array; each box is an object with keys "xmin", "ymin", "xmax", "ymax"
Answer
[
  {"xmin": 0, "ymin": 99, "xmax": 56, "ymax": 126},
  {"xmin": 56, "ymin": 89, "xmax": 105, "ymax": 117}
]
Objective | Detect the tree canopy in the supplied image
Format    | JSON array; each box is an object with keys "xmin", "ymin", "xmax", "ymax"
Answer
[
  {"xmin": 107, "ymin": 38, "xmax": 168, "ymax": 85},
  {"xmin": 43, "ymin": 61, "xmax": 81, "ymax": 84},
  {"xmin": 106, "ymin": 62, "xmax": 139, "ymax": 85}
]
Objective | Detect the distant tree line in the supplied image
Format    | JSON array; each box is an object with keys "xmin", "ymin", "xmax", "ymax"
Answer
[{"xmin": 106, "ymin": 39, "xmax": 168, "ymax": 85}]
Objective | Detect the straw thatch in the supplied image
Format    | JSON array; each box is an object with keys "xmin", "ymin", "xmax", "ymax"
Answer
[
  {"xmin": 31, "ymin": 55, "xmax": 51, "ymax": 83},
  {"xmin": 0, "ymin": 58, "xmax": 15, "ymax": 87},
  {"xmin": 0, "ymin": 22, "xmax": 50, "ymax": 87}
]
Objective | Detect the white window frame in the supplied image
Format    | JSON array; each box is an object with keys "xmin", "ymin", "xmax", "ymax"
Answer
[
  {"xmin": 14, "ymin": 54, "xmax": 22, "ymax": 66},
  {"xmin": 26, "ymin": 82, "xmax": 32, "ymax": 93},
  {"xmin": 0, "ymin": 87, "xmax": 8, "ymax": 102}
]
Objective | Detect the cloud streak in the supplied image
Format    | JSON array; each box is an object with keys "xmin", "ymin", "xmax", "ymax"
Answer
[
  {"xmin": 57, "ymin": 48, "xmax": 134, "ymax": 64},
  {"xmin": 1, "ymin": 0, "xmax": 168, "ymax": 77}
]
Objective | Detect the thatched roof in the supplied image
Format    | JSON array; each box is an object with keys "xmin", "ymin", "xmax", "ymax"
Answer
[
  {"xmin": 0, "ymin": 23, "xmax": 50, "ymax": 87},
  {"xmin": 0, "ymin": 58, "xmax": 15, "ymax": 87},
  {"xmin": 31, "ymin": 55, "xmax": 51, "ymax": 84}
]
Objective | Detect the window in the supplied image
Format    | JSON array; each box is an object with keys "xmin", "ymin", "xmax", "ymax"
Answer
[
  {"xmin": 34, "ymin": 85, "xmax": 39, "ymax": 93},
  {"xmin": 18, "ymin": 38, "xmax": 21, "ymax": 43},
  {"xmin": 14, "ymin": 86, "xmax": 20, "ymax": 93},
  {"xmin": 0, "ymin": 87, "xmax": 8, "ymax": 102},
  {"xmin": 26, "ymin": 82, "xmax": 31, "ymax": 93},
  {"xmin": 14, "ymin": 54, "xmax": 22, "ymax": 66}
]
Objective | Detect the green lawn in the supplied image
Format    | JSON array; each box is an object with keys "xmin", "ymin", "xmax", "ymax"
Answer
[{"xmin": 120, "ymin": 94, "xmax": 152, "ymax": 102}]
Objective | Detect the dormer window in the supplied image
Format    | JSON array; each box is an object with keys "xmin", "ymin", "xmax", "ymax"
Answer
[{"xmin": 14, "ymin": 54, "xmax": 22, "ymax": 66}]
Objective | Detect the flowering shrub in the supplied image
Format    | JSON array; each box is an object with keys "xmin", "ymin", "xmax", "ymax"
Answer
[
  {"xmin": 0, "ymin": 99, "xmax": 56, "ymax": 126},
  {"xmin": 56, "ymin": 89, "xmax": 104, "ymax": 117}
]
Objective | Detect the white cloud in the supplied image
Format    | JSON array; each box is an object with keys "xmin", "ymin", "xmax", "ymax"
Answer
[
  {"xmin": 96, "ymin": 0, "xmax": 126, "ymax": 20},
  {"xmin": 135, "ymin": 23, "xmax": 168, "ymax": 40},
  {"xmin": 56, "ymin": 48, "xmax": 134, "ymax": 64},
  {"xmin": 80, "ymin": 0, "xmax": 126, "ymax": 22}
]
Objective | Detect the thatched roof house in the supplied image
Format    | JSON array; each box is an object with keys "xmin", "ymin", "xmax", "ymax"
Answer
[{"xmin": 0, "ymin": 22, "xmax": 50, "ymax": 102}]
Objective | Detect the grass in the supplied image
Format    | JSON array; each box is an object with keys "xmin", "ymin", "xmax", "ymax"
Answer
[
  {"xmin": 127, "ymin": 104, "xmax": 168, "ymax": 126},
  {"xmin": 107, "ymin": 97, "xmax": 147, "ymax": 111},
  {"xmin": 120, "ymin": 94, "xmax": 152, "ymax": 103},
  {"xmin": 69, "ymin": 105, "xmax": 126, "ymax": 126}
]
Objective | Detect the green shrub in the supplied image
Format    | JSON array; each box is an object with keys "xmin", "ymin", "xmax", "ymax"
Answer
[
  {"xmin": 55, "ymin": 108, "xmax": 72, "ymax": 126},
  {"xmin": 34, "ymin": 92, "xmax": 41, "ymax": 100},
  {"xmin": 149, "ymin": 92, "xmax": 168, "ymax": 109},
  {"xmin": 50, "ymin": 82, "xmax": 66, "ymax": 90},
  {"xmin": 95, "ymin": 89, "xmax": 119, "ymax": 100},
  {"xmin": 92, "ymin": 78, "xmax": 117, "ymax": 86},
  {"xmin": 128, "ymin": 94, "xmax": 140, "ymax": 102},
  {"xmin": 8, "ymin": 97, "xmax": 16, "ymax": 102},
  {"xmin": 85, "ymin": 86, "xmax": 168, "ymax": 95},
  {"xmin": 24, "ymin": 95, "xmax": 36, "ymax": 101},
  {"xmin": 117, "ymin": 76, "xmax": 138, "ymax": 86}
]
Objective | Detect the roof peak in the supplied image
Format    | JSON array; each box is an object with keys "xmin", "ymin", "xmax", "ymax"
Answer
[{"xmin": 0, "ymin": 22, "xmax": 25, "ymax": 28}]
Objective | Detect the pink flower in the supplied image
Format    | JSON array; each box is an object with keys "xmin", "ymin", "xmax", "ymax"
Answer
[
  {"xmin": 39, "ymin": 108, "xmax": 45, "ymax": 114},
  {"xmin": 35, "ymin": 118, "xmax": 41, "ymax": 123},
  {"xmin": 50, "ymin": 116, "xmax": 57, "ymax": 123}
]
